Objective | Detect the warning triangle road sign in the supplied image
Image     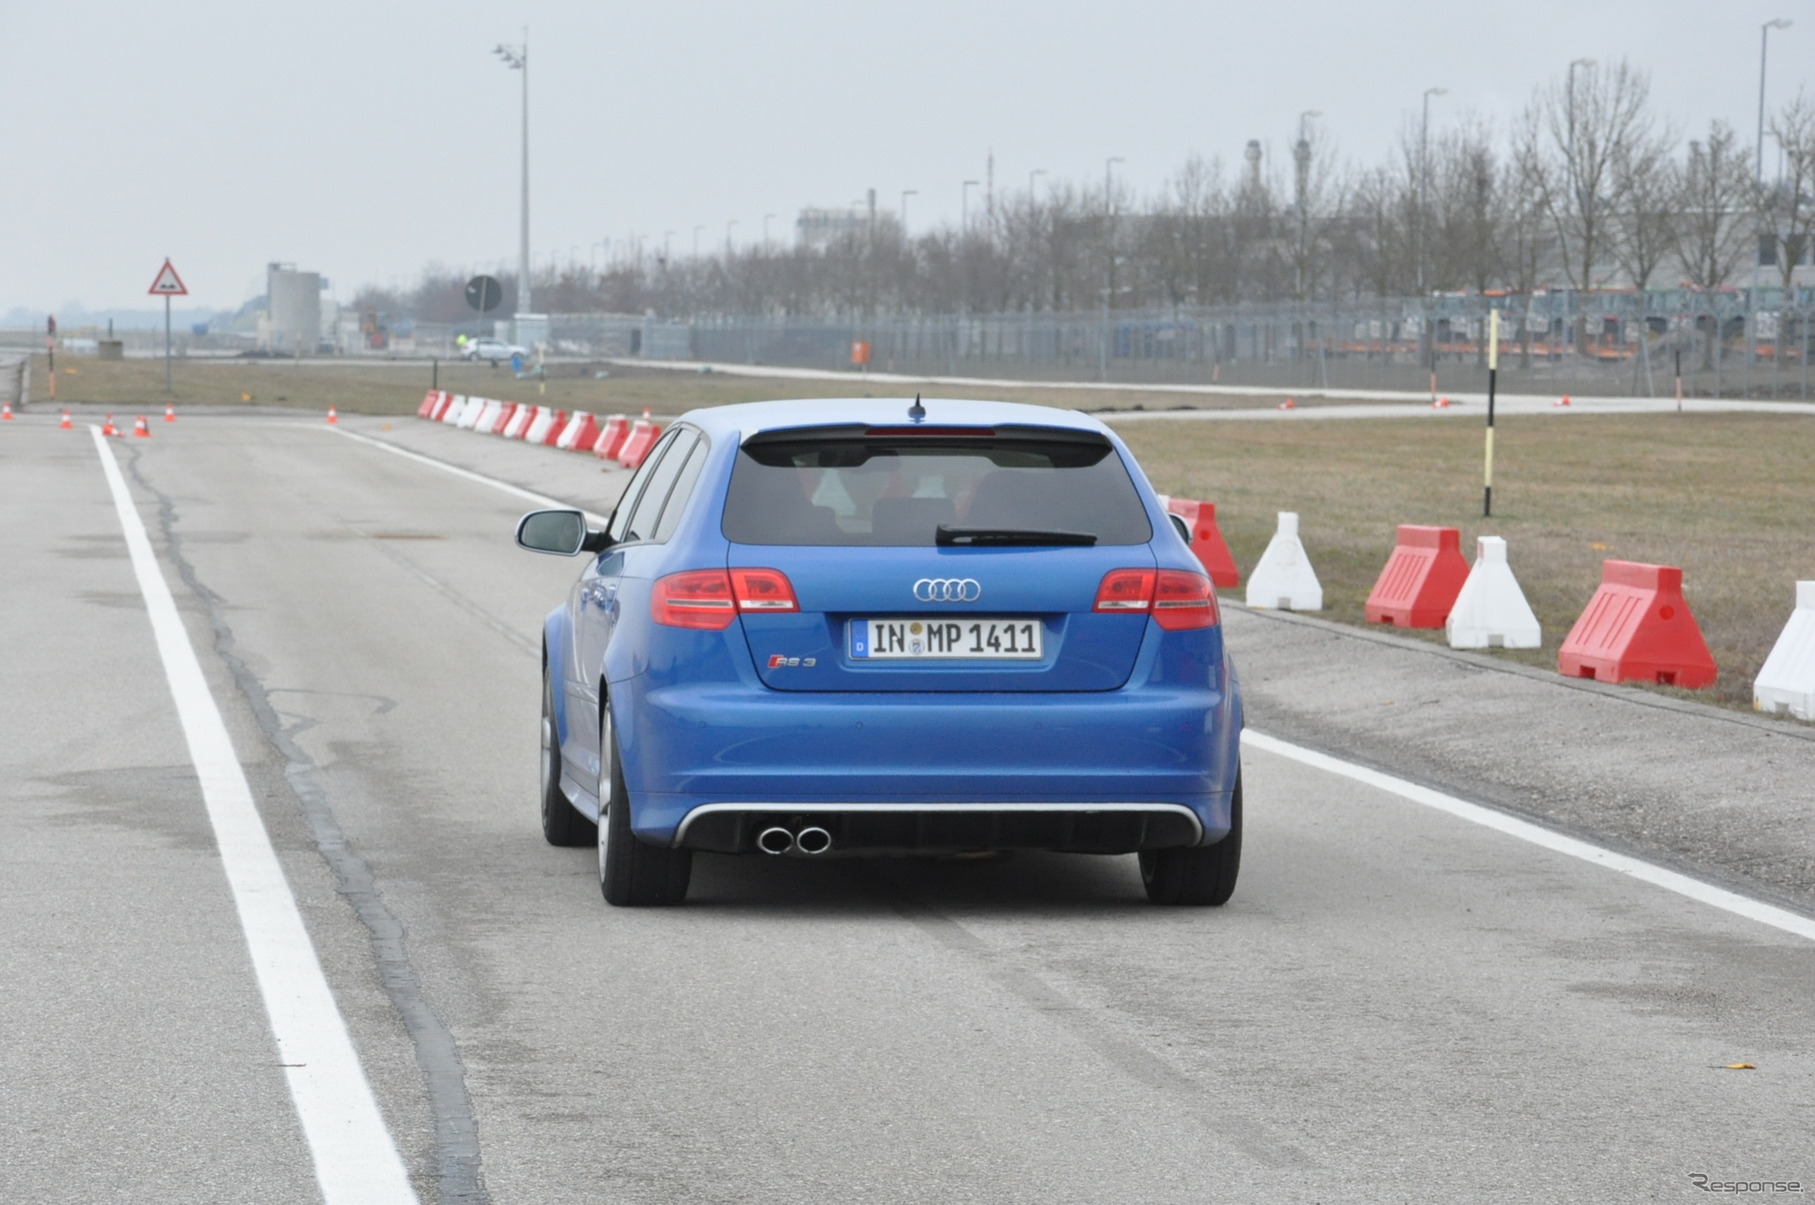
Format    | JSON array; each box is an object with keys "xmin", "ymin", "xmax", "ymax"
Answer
[{"xmin": 148, "ymin": 259, "xmax": 188, "ymax": 296}]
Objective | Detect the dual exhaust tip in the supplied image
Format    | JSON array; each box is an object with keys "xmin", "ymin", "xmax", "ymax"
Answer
[{"xmin": 757, "ymin": 825, "xmax": 832, "ymax": 856}]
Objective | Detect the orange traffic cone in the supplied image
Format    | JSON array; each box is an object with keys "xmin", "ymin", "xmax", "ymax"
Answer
[
  {"xmin": 1431, "ymin": 396, "xmax": 1452, "ymax": 409},
  {"xmin": 326, "ymin": 406, "xmax": 339, "ymax": 424},
  {"xmin": 133, "ymin": 416, "xmax": 151, "ymax": 438},
  {"xmin": 641, "ymin": 407, "xmax": 652, "ymax": 418},
  {"xmin": 1, "ymin": 401, "xmax": 12, "ymax": 420},
  {"xmin": 101, "ymin": 414, "xmax": 119, "ymax": 436},
  {"xmin": 1277, "ymin": 398, "xmax": 1296, "ymax": 411},
  {"xmin": 164, "ymin": 404, "xmax": 176, "ymax": 423},
  {"xmin": 60, "ymin": 410, "xmax": 73, "ymax": 429},
  {"xmin": 1553, "ymin": 395, "xmax": 1571, "ymax": 408}
]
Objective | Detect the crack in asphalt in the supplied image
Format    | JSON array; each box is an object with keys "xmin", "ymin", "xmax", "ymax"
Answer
[{"xmin": 123, "ymin": 445, "xmax": 490, "ymax": 1205}]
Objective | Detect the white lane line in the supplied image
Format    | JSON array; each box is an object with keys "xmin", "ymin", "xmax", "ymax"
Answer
[
  {"xmin": 325, "ymin": 425, "xmax": 610, "ymax": 526},
  {"xmin": 1242, "ymin": 728, "xmax": 1815, "ymax": 945},
  {"xmin": 91, "ymin": 427, "xmax": 419, "ymax": 1204}
]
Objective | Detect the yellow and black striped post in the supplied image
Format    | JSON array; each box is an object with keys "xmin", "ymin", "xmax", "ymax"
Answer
[{"xmin": 1484, "ymin": 308, "xmax": 1498, "ymax": 518}]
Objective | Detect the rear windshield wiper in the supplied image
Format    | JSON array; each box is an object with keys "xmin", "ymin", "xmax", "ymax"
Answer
[{"xmin": 935, "ymin": 526, "xmax": 1098, "ymax": 547}]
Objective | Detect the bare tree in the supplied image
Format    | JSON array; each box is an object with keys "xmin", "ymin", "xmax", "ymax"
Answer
[
  {"xmin": 1766, "ymin": 92, "xmax": 1815, "ymax": 288},
  {"xmin": 1610, "ymin": 132, "xmax": 1680, "ymax": 290},
  {"xmin": 1516, "ymin": 60, "xmax": 1661, "ymax": 291},
  {"xmin": 1674, "ymin": 121, "xmax": 1755, "ymax": 290}
]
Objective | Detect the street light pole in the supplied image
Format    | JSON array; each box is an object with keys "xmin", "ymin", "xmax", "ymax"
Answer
[
  {"xmin": 1295, "ymin": 110, "xmax": 1321, "ymax": 299},
  {"xmin": 1758, "ymin": 20, "xmax": 1793, "ymax": 188},
  {"xmin": 1418, "ymin": 88, "xmax": 1445, "ymax": 294},
  {"xmin": 493, "ymin": 33, "xmax": 530, "ymax": 316},
  {"xmin": 1101, "ymin": 156, "xmax": 1124, "ymax": 382}
]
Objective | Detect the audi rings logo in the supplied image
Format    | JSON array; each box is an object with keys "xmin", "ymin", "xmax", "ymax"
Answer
[{"xmin": 913, "ymin": 577, "xmax": 982, "ymax": 603}]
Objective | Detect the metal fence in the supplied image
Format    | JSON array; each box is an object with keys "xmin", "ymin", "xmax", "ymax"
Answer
[{"xmin": 589, "ymin": 288, "xmax": 1815, "ymax": 399}]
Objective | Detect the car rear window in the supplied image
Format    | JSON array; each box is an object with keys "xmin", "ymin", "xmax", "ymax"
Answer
[{"xmin": 721, "ymin": 428, "xmax": 1152, "ymax": 546}]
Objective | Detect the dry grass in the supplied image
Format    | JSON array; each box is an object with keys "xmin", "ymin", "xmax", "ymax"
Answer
[
  {"xmin": 25, "ymin": 353, "xmax": 1327, "ymax": 417},
  {"xmin": 1118, "ymin": 412, "xmax": 1815, "ymax": 711}
]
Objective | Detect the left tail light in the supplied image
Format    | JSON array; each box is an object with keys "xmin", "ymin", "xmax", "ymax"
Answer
[
  {"xmin": 1152, "ymin": 569, "xmax": 1219, "ymax": 630},
  {"xmin": 653, "ymin": 568, "xmax": 799, "ymax": 629}
]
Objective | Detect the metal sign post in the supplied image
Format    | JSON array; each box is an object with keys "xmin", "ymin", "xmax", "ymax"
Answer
[{"xmin": 147, "ymin": 259, "xmax": 189, "ymax": 395}]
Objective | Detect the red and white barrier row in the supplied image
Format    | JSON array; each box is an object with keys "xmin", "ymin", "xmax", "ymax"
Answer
[
  {"xmin": 414, "ymin": 390, "xmax": 662, "ymax": 469},
  {"xmin": 1165, "ymin": 496, "xmax": 1812, "ymax": 712}
]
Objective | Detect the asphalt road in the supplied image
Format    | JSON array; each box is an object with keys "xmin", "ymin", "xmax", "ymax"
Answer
[{"xmin": 4, "ymin": 412, "xmax": 1813, "ymax": 1204}]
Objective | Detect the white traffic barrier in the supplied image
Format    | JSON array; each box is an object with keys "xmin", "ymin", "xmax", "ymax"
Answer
[
  {"xmin": 438, "ymin": 394, "xmax": 468, "ymax": 424},
  {"xmin": 1446, "ymin": 536, "xmax": 1542, "ymax": 649},
  {"xmin": 1245, "ymin": 511, "xmax": 1322, "ymax": 611},
  {"xmin": 502, "ymin": 403, "xmax": 536, "ymax": 440},
  {"xmin": 471, "ymin": 399, "xmax": 504, "ymax": 433},
  {"xmin": 523, "ymin": 406, "xmax": 559, "ymax": 444},
  {"xmin": 1755, "ymin": 581, "xmax": 1815, "ymax": 720},
  {"xmin": 456, "ymin": 398, "xmax": 490, "ymax": 430}
]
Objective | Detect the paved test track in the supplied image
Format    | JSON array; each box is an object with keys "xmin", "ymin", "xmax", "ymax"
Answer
[{"xmin": 3, "ymin": 412, "xmax": 1812, "ymax": 1204}]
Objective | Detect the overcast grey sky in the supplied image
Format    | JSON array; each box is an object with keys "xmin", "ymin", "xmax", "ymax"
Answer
[{"xmin": 2, "ymin": 0, "xmax": 1810, "ymax": 315}]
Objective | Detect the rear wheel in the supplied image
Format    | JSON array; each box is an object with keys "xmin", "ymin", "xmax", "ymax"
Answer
[
  {"xmin": 541, "ymin": 668, "xmax": 595, "ymax": 847},
  {"xmin": 1140, "ymin": 770, "xmax": 1241, "ymax": 906},
  {"xmin": 598, "ymin": 705, "xmax": 692, "ymax": 907}
]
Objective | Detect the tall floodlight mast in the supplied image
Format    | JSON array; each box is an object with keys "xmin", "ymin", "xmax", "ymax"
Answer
[{"xmin": 494, "ymin": 34, "xmax": 530, "ymax": 316}]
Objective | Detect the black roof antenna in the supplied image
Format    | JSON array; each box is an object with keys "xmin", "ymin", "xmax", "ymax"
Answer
[{"xmin": 908, "ymin": 393, "xmax": 926, "ymax": 424}]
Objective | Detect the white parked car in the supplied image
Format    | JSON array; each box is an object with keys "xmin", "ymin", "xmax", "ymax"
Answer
[{"xmin": 464, "ymin": 337, "xmax": 528, "ymax": 365}]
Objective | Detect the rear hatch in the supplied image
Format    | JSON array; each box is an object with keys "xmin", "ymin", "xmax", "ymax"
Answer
[{"xmin": 722, "ymin": 422, "xmax": 1157, "ymax": 692}]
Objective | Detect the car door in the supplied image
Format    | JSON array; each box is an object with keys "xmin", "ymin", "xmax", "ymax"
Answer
[{"xmin": 565, "ymin": 427, "xmax": 698, "ymax": 787}]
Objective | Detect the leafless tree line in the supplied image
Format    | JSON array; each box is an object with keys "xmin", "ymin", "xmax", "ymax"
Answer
[{"xmin": 360, "ymin": 61, "xmax": 1814, "ymax": 325}]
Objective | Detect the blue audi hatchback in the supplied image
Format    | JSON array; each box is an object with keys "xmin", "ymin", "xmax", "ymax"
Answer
[{"xmin": 515, "ymin": 398, "xmax": 1243, "ymax": 906}]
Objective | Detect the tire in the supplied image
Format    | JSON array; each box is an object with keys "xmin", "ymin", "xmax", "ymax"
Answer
[
  {"xmin": 1139, "ymin": 770, "xmax": 1242, "ymax": 906},
  {"xmin": 541, "ymin": 668, "xmax": 595, "ymax": 847},
  {"xmin": 598, "ymin": 704, "xmax": 691, "ymax": 906}
]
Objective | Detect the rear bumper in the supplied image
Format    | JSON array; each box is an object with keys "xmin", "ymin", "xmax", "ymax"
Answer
[
  {"xmin": 675, "ymin": 802, "xmax": 1204, "ymax": 854},
  {"xmin": 617, "ymin": 681, "xmax": 1240, "ymax": 848}
]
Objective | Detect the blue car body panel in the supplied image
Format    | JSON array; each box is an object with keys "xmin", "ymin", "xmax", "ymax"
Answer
[{"xmin": 542, "ymin": 398, "xmax": 1242, "ymax": 849}]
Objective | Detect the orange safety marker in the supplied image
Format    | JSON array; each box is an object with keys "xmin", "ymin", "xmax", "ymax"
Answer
[
  {"xmin": 60, "ymin": 410, "xmax": 73, "ymax": 429},
  {"xmin": 616, "ymin": 420, "xmax": 663, "ymax": 468},
  {"xmin": 326, "ymin": 406, "xmax": 339, "ymax": 424},
  {"xmin": 1277, "ymin": 397, "xmax": 1296, "ymax": 411},
  {"xmin": 101, "ymin": 414, "xmax": 119, "ymax": 436},
  {"xmin": 1431, "ymin": 396, "xmax": 1452, "ymax": 409},
  {"xmin": 1, "ymin": 401, "xmax": 12, "ymax": 420},
  {"xmin": 1365, "ymin": 525, "xmax": 1470, "ymax": 628},
  {"xmin": 133, "ymin": 415, "xmax": 152, "ymax": 438},
  {"xmin": 541, "ymin": 410, "xmax": 569, "ymax": 447},
  {"xmin": 1165, "ymin": 498, "xmax": 1240, "ymax": 588},
  {"xmin": 1557, "ymin": 560, "xmax": 1717, "ymax": 689},
  {"xmin": 1553, "ymin": 395, "xmax": 1572, "ymax": 408},
  {"xmin": 164, "ymin": 404, "xmax": 176, "ymax": 423}
]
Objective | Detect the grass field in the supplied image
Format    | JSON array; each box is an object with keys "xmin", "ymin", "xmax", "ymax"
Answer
[
  {"xmin": 1119, "ymin": 411, "xmax": 1815, "ymax": 712},
  {"xmin": 26, "ymin": 353, "xmax": 1812, "ymax": 715},
  {"xmin": 25, "ymin": 353, "xmax": 1307, "ymax": 417}
]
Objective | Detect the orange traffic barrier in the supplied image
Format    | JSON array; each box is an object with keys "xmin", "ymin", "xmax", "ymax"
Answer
[
  {"xmin": 417, "ymin": 390, "xmax": 439, "ymax": 418},
  {"xmin": 428, "ymin": 391, "xmax": 456, "ymax": 421},
  {"xmin": 593, "ymin": 415, "xmax": 630, "ymax": 460},
  {"xmin": 617, "ymin": 420, "xmax": 662, "ymax": 468},
  {"xmin": 60, "ymin": 410, "xmax": 72, "ymax": 429},
  {"xmin": 1365, "ymin": 525, "xmax": 1470, "ymax": 628},
  {"xmin": 1165, "ymin": 498, "xmax": 1239, "ymax": 588},
  {"xmin": 1557, "ymin": 560, "xmax": 1716, "ymax": 688},
  {"xmin": 540, "ymin": 410, "xmax": 568, "ymax": 447},
  {"xmin": 488, "ymin": 402, "xmax": 518, "ymax": 435},
  {"xmin": 100, "ymin": 414, "xmax": 119, "ymax": 436},
  {"xmin": 132, "ymin": 415, "xmax": 151, "ymax": 438},
  {"xmin": 164, "ymin": 404, "xmax": 176, "ymax": 423},
  {"xmin": 326, "ymin": 406, "xmax": 339, "ymax": 425}
]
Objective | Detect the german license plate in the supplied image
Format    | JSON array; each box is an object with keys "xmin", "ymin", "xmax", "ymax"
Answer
[{"xmin": 850, "ymin": 618, "xmax": 1043, "ymax": 660}]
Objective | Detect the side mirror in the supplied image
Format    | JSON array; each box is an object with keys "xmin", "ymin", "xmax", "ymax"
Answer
[
  {"xmin": 516, "ymin": 509, "xmax": 590, "ymax": 556},
  {"xmin": 1168, "ymin": 513, "xmax": 1192, "ymax": 545}
]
